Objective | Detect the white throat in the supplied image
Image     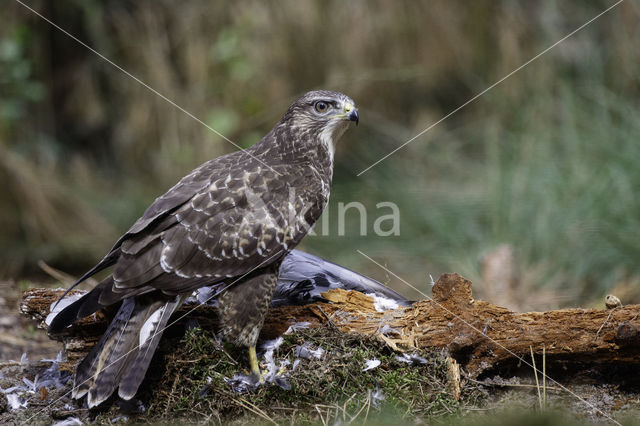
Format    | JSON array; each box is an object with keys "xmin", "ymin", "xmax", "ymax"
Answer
[{"xmin": 318, "ymin": 121, "xmax": 348, "ymax": 164}]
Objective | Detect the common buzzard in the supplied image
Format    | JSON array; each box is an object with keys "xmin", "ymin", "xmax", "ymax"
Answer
[{"xmin": 49, "ymin": 90, "xmax": 359, "ymax": 407}]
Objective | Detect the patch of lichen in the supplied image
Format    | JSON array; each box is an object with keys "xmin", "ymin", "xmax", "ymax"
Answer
[{"xmin": 143, "ymin": 326, "xmax": 486, "ymax": 423}]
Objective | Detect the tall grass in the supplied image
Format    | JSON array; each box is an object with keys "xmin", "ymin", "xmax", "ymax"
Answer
[
  {"xmin": 483, "ymin": 87, "xmax": 640, "ymax": 300},
  {"xmin": 318, "ymin": 85, "xmax": 640, "ymax": 306}
]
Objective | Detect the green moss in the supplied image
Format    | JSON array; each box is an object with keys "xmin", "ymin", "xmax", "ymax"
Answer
[{"xmin": 144, "ymin": 327, "xmax": 485, "ymax": 423}]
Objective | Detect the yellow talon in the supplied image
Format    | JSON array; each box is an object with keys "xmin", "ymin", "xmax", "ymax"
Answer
[{"xmin": 249, "ymin": 346, "xmax": 260, "ymax": 376}]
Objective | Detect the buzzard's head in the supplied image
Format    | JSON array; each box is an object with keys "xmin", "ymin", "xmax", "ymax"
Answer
[{"xmin": 281, "ymin": 90, "xmax": 358, "ymax": 159}]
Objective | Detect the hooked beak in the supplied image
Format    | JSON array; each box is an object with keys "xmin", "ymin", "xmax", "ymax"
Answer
[{"xmin": 343, "ymin": 102, "xmax": 359, "ymax": 126}]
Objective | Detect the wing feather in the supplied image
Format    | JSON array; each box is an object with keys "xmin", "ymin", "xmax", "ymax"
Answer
[{"xmin": 56, "ymin": 151, "xmax": 329, "ymax": 318}]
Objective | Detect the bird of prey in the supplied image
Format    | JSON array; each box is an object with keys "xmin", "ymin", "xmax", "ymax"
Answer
[{"xmin": 49, "ymin": 90, "xmax": 359, "ymax": 407}]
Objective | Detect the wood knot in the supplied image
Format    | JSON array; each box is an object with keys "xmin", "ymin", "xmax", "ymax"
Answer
[
  {"xmin": 615, "ymin": 322, "xmax": 640, "ymax": 346},
  {"xmin": 448, "ymin": 334, "xmax": 476, "ymax": 354},
  {"xmin": 432, "ymin": 273, "xmax": 473, "ymax": 304}
]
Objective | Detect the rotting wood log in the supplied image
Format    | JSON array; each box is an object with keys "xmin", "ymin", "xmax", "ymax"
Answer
[{"xmin": 20, "ymin": 273, "xmax": 640, "ymax": 377}]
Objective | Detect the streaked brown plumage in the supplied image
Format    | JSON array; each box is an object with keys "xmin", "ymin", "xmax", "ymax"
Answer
[{"xmin": 49, "ymin": 90, "xmax": 358, "ymax": 407}]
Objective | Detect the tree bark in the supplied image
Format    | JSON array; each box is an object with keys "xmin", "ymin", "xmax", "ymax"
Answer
[{"xmin": 20, "ymin": 273, "xmax": 640, "ymax": 376}]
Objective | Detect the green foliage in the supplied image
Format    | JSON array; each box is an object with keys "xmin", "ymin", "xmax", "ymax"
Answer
[
  {"xmin": 0, "ymin": 26, "xmax": 44, "ymax": 127},
  {"xmin": 334, "ymin": 86, "xmax": 640, "ymax": 304}
]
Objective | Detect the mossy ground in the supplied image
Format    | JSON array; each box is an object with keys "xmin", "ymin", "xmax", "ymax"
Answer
[
  {"xmin": 133, "ymin": 327, "xmax": 640, "ymax": 425},
  {"xmin": 136, "ymin": 327, "xmax": 486, "ymax": 424},
  {"xmin": 4, "ymin": 325, "xmax": 640, "ymax": 424}
]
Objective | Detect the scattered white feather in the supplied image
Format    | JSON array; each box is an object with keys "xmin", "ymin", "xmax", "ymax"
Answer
[
  {"xmin": 284, "ymin": 321, "xmax": 311, "ymax": 335},
  {"xmin": 45, "ymin": 293, "xmax": 85, "ymax": 326},
  {"xmin": 6, "ymin": 393, "xmax": 27, "ymax": 410},
  {"xmin": 262, "ymin": 347, "xmax": 278, "ymax": 381},
  {"xmin": 1, "ymin": 351, "xmax": 72, "ymax": 414},
  {"xmin": 260, "ymin": 338, "xmax": 282, "ymax": 383},
  {"xmin": 260, "ymin": 337, "xmax": 284, "ymax": 353},
  {"xmin": 41, "ymin": 351, "xmax": 64, "ymax": 364},
  {"xmin": 20, "ymin": 352, "xmax": 28, "ymax": 364},
  {"xmin": 372, "ymin": 295, "xmax": 400, "ymax": 312},
  {"xmin": 395, "ymin": 353, "xmax": 428, "ymax": 365},
  {"xmin": 429, "ymin": 274, "xmax": 435, "ymax": 287},
  {"xmin": 226, "ymin": 337, "xmax": 292, "ymax": 393},
  {"xmin": 225, "ymin": 373, "xmax": 260, "ymax": 393},
  {"xmin": 23, "ymin": 375, "xmax": 38, "ymax": 393},
  {"xmin": 369, "ymin": 386, "xmax": 385, "ymax": 406},
  {"xmin": 261, "ymin": 349, "xmax": 291, "ymax": 391},
  {"xmin": 38, "ymin": 354, "xmax": 71, "ymax": 390},
  {"xmin": 295, "ymin": 343, "xmax": 325, "ymax": 360},
  {"xmin": 362, "ymin": 359, "xmax": 381, "ymax": 372},
  {"xmin": 1, "ymin": 385, "xmax": 26, "ymax": 394},
  {"xmin": 53, "ymin": 417, "xmax": 83, "ymax": 426}
]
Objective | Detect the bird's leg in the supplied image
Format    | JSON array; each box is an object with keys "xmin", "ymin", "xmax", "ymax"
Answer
[
  {"xmin": 248, "ymin": 346, "xmax": 260, "ymax": 376},
  {"xmin": 217, "ymin": 264, "xmax": 280, "ymax": 376}
]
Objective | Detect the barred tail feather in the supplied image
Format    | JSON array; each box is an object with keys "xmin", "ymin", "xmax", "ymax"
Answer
[
  {"xmin": 72, "ymin": 297, "xmax": 136, "ymax": 402},
  {"xmin": 72, "ymin": 295, "xmax": 185, "ymax": 407},
  {"xmin": 118, "ymin": 294, "xmax": 186, "ymax": 399}
]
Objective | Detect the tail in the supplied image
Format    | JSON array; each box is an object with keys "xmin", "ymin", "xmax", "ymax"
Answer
[{"xmin": 72, "ymin": 294, "xmax": 186, "ymax": 407}]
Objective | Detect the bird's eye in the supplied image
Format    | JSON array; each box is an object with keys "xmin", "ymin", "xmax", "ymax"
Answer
[{"xmin": 314, "ymin": 101, "xmax": 329, "ymax": 113}]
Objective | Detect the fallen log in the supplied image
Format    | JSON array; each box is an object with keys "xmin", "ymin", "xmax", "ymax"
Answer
[{"xmin": 20, "ymin": 273, "xmax": 640, "ymax": 377}]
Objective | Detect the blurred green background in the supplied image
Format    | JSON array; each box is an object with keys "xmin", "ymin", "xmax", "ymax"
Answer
[{"xmin": 1, "ymin": 0, "xmax": 638, "ymax": 308}]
